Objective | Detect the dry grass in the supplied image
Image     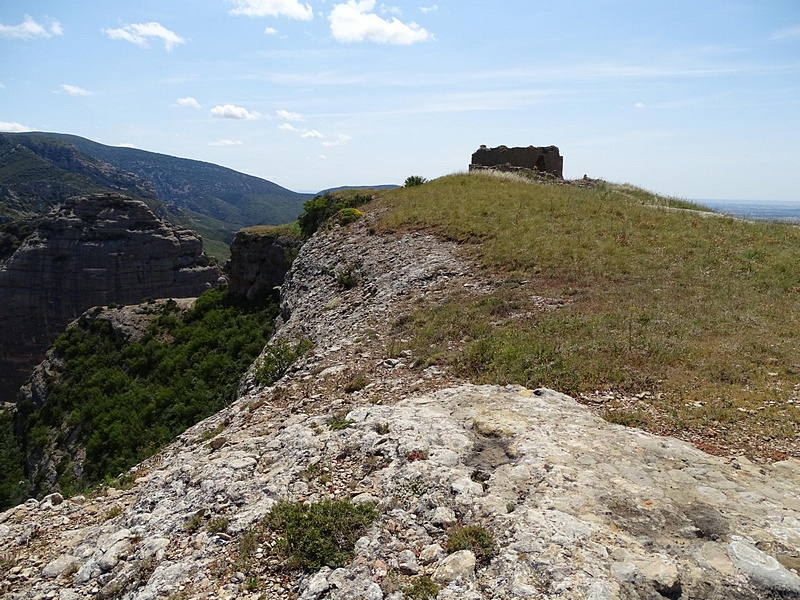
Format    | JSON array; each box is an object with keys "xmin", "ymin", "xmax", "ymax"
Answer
[{"xmin": 372, "ymin": 172, "xmax": 800, "ymax": 460}]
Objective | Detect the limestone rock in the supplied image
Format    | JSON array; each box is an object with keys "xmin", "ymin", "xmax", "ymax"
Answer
[
  {"xmin": 224, "ymin": 226, "xmax": 302, "ymax": 302},
  {"xmin": 433, "ymin": 550, "xmax": 477, "ymax": 584},
  {"xmin": 0, "ymin": 193, "xmax": 221, "ymax": 403}
]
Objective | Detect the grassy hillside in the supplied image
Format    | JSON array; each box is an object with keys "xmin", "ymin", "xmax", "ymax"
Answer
[{"xmin": 375, "ymin": 171, "xmax": 800, "ymax": 459}]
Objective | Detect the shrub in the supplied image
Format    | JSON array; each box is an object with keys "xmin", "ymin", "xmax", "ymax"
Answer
[
  {"xmin": 255, "ymin": 337, "xmax": 314, "ymax": 386},
  {"xmin": 404, "ymin": 175, "xmax": 428, "ymax": 187},
  {"xmin": 403, "ymin": 576, "xmax": 440, "ymax": 599},
  {"xmin": 265, "ymin": 499, "xmax": 377, "ymax": 571},
  {"xmin": 446, "ymin": 524, "xmax": 496, "ymax": 562},
  {"xmin": 333, "ymin": 208, "xmax": 363, "ymax": 227},
  {"xmin": 298, "ymin": 192, "xmax": 372, "ymax": 238}
]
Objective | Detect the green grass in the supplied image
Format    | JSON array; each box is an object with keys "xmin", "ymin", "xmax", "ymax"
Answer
[{"xmin": 373, "ymin": 171, "xmax": 800, "ymax": 457}]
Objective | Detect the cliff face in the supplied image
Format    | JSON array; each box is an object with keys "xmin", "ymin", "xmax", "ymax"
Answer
[
  {"xmin": 1, "ymin": 209, "xmax": 799, "ymax": 599},
  {"xmin": 224, "ymin": 226, "xmax": 303, "ymax": 303},
  {"xmin": 0, "ymin": 193, "xmax": 222, "ymax": 404}
]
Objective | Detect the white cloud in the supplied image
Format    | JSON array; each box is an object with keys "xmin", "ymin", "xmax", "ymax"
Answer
[
  {"xmin": 318, "ymin": 154, "xmax": 327, "ymax": 160},
  {"xmin": 61, "ymin": 84, "xmax": 93, "ymax": 96},
  {"xmin": 322, "ymin": 133, "xmax": 352, "ymax": 147},
  {"xmin": 176, "ymin": 96, "xmax": 201, "ymax": 108},
  {"xmin": 329, "ymin": 0, "xmax": 432, "ymax": 44},
  {"xmin": 0, "ymin": 15, "xmax": 63, "ymax": 40},
  {"xmin": 208, "ymin": 139, "xmax": 244, "ymax": 146},
  {"xmin": 771, "ymin": 25, "xmax": 800, "ymax": 41},
  {"xmin": 228, "ymin": 0, "xmax": 313, "ymax": 20},
  {"xmin": 380, "ymin": 4, "xmax": 402, "ymax": 16},
  {"xmin": 278, "ymin": 122, "xmax": 326, "ymax": 140},
  {"xmin": 210, "ymin": 104, "xmax": 262, "ymax": 120},
  {"xmin": 276, "ymin": 109, "xmax": 304, "ymax": 121},
  {"xmin": 0, "ymin": 121, "xmax": 32, "ymax": 132},
  {"xmin": 419, "ymin": 4, "xmax": 438, "ymax": 14},
  {"xmin": 634, "ymin": 102, "xmax": 646, "ymax": 109},
  {"xmin": 264, "ymin": 26, "xmax": 279, "ymax": 35},
  {"xmin": 103, "ymin": 22, "xmax": 187, "ymax": 51}
]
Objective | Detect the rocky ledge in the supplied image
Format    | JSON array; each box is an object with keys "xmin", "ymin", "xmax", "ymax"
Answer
[
  {"xmin": 1, "ymin": 209, "xmax": 798, "ymax": 599},
  {"xmin": 0, "ymin": 193, "xmax": 222, "ymax": 404}
]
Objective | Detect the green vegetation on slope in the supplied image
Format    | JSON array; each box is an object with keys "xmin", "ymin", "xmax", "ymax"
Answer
[
  {"xmin": 376, "ymin": 172, "xmax": 800, "ymax": 457},
  {"xmin": 15, "ymin": 288, "xmax": 277, "ymax": 499}
]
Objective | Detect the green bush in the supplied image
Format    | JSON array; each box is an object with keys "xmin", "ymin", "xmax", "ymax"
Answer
[
  {"xmin": 255, "ymin": 338, "xmax": 314, "ymax": 386},
  {"xmin": 0, "ymin": 410, "xmax": 26, "ymax": 509},
  {"xmin": 403, "ymin": 576, "xmax": 440, "ymax": 599},
  {"xmin": 446, "ymin": 524, "xmax": 496, "ymax": 562},
  {"xmin": 265, "ymin": 499, "xmax": 377, "ymax": 571},
  {"xmin": 404, "ymin": 175, "xmax": 427, "ymax": 187},
  {"xmin": 297, "ymin": 192, "xmax": 372, "ymax": 238}
]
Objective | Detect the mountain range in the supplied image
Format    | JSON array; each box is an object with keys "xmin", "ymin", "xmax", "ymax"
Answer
[{"xmin": 0, "ymin": 132, "xmax": 314, "ymax": 259}]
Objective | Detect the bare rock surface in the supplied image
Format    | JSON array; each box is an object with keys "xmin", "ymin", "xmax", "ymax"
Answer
[
  {"xmin": 2, "ymin": 211, "xmax": 798, "ymax": 599},
  {"xmin": 0, "ymin": 193, "xmax": 221, "ymax": 404}
]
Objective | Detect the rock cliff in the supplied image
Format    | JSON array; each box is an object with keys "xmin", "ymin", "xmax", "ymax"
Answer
[
  {"xmin": 1, "ymin": 208, "xmax": 798, "ymax": 599},
  {"xmin": 224, "ymin": 226, "xmax": 303, "ymax": 303},
  {"xmin": 0, "ymin": 193, "xmax": 222, "ymax": 404}
]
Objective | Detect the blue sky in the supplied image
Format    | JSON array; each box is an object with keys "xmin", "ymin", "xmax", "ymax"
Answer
[{"xmin": 1, "ymin": 1, "xmax": 799, "ymax": 200}]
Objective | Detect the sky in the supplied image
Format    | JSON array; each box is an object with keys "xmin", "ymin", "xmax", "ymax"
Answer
[{"xmin": 1, "ymin": 1, "xmax": 799, "ymax": 201}]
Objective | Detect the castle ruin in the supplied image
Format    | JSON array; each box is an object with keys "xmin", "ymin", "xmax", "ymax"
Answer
[{"xmin": 469, "ymin": 145, "xmax": 563, "ymax": 178}]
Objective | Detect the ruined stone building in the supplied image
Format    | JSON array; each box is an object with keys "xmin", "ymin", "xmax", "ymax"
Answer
[{"xmin": 470, "ymin": 145, "xmax": 563, "ymax": 178}]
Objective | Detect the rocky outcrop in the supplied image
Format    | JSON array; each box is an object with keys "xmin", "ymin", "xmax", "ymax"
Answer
[
  {"xmin": 470, "ymin": 145, "xmax": 564, "ymax": 178},
  {"xmin": 1, "ymin": 210, "xmax": 798, "ymax": 599},
  {"xmin": 224, "ymin": 226, "xmax": 303, "ymax": 302},
  {"xmin": 0, "ymin": 193, "xmax": 222, "ymax": 404}
]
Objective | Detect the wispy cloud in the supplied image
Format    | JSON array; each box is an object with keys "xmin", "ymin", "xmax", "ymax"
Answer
[
  {"xmin": 771, "ymin": 25, "xmax": 800, "ymax": 41},
  {"xmin": 103, "ymin": 22, "xmax": 187, "ymax": 51},
  {"xmin": 210, "ymin": 104, "xmax": 262, "ymax": 120},
  {"xmin": 276, "ymin": 109, "xmax": 304, "ymax": 121},
  {"xmin": 176, "ymin": 96, "xmax": 202, "ymax": 108},
  {"xmin": 419, "ymin": 4, "xmax": 438, "ymax": 14},
  {"xmin": 322, "ymin": 134, "xmax": 352, "ymax": 147},
  {"xmin": 61, "ymin": 84, "xmax": 93, "ymax": 96},
  {"xmin": 329, "ymin": 0, "xmax": 433, "ymax": 44},
  {"xmin": 208, "ymin": 139, "xmax": 244, "ymax": 146},
  {"xmin": 0, "ymin": 121, "xmax": 32, "ymax": 132},
  {"xmin": 278, "ymin": 120, "xmax": 326, "ymax": 140},
  {"xmin": 264, "ymin": 27, "xmax": 279, "ymax": 36},
  {"xmin": 0, "ymin": 15, "xmax": 63, "ymax": 40},
  {"xmin": 228, "ymin": 0, "xmax": 313, "ymax": 20}
]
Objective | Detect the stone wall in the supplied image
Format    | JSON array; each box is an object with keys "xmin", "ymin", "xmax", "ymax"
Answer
[
  {"xmin": 470, "ymin": 144, "xmax": 563, "ymax": 178},
  {"xmin": 0, "ymin": 193, "xmax": 222, "ymax": 404}
]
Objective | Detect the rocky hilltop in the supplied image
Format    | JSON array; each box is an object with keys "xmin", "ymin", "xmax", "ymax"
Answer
[
  {"xmin": 1, "ymin": 206, "xmax": 798, "ymax": 599},
  {"xmin": 0, "ymin": 193, "xmax": 222, "ymax": 404}
]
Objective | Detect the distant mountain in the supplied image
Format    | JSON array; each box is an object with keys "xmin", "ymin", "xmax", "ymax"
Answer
[
  {"xmin": 0, "ymin": 132, "xmax": 313, "ymax": 259},
  {"xmin": 318, "ymin": 184, "xmax": 400, "ymax": 194}
]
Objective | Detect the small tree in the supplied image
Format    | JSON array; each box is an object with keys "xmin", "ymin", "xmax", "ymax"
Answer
[{"xmin": 404, "ymin": 175, "xmax": 427, "ymax": 187}]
